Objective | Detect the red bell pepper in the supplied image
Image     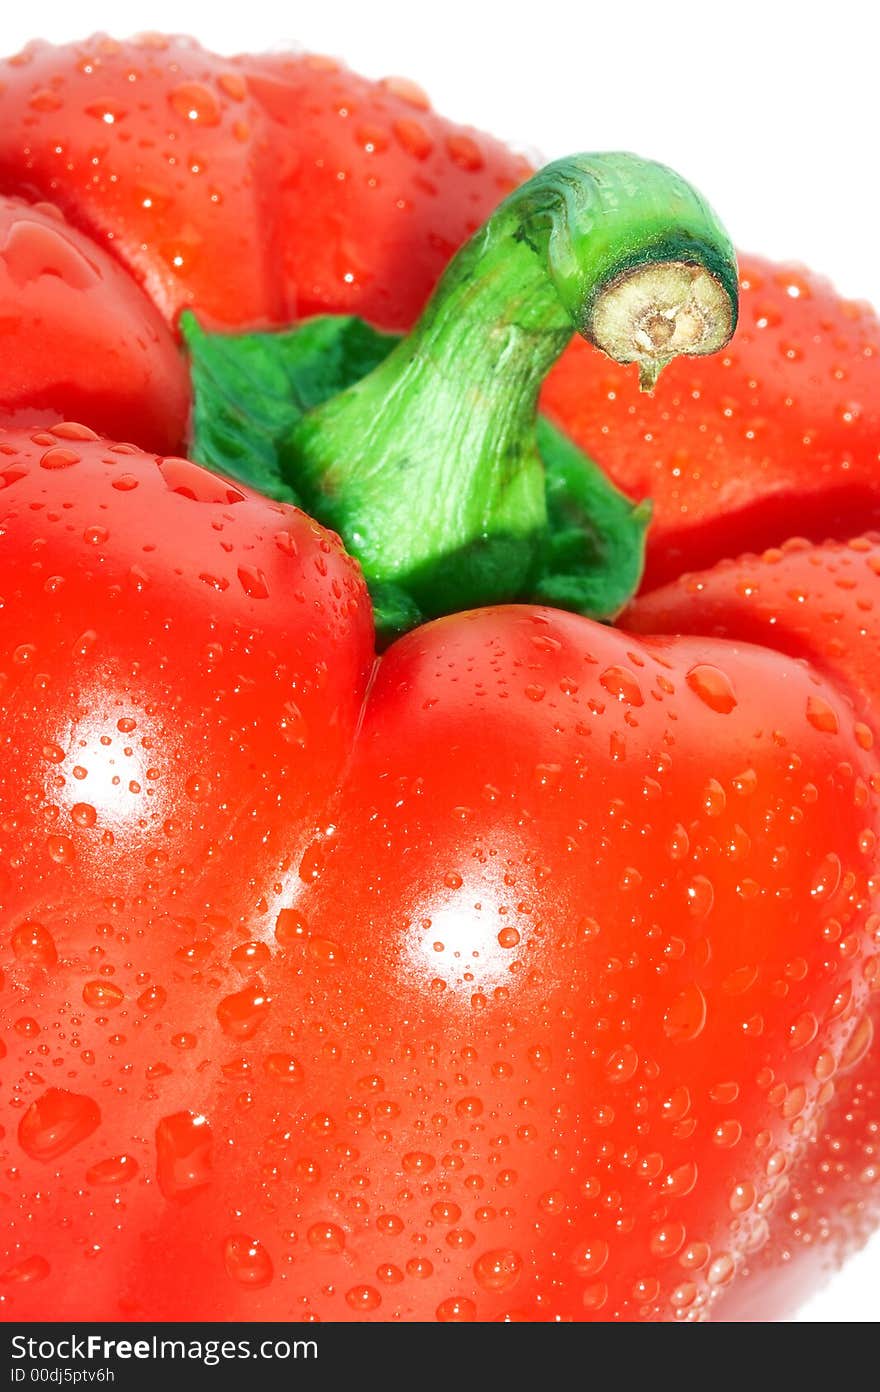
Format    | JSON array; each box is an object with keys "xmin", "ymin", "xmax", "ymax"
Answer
[
  {"xmin": 0, "ymin": 99, "xmax": 878, "ymax": 1323},
  {"xmin": 0, "ymin": 425, "xmax": 876, "ymax": 1320},
  {"xmin": 2, "ymin": 31, "xmax": 880, "ymax": 1325}
]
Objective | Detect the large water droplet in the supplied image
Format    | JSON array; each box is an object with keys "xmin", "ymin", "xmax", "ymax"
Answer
[
  {"xmin": 11, "ymin": 922, "xmax": 57, "ymax": 967},
  {"xmin": 686, "ymin": 664, "xmax": 737, "ymax": 713},
  {"xmin": 663, "ymin": 984, "xmax": 707, "ymax": 1042},
  {"xmin": 436, "ymin": 1296, "xmax": 477, "ymax": 1322},
  {"xmin": 216, "ymin": 981, "xmax": 272, "ymax": 1040},
  {"xmin": 605, "ymin": 1044, "xmax": 639, "ymax": 1083},
  {"xmin": 82, "ymin": 980, "xmax": 124, "ymax": 1010},
  {"xmin": 263, "ymin": 1053, "xmax": 303, "ymax": 1083},
  {"xmin": 223, "ymin": 1234, "xmax": 274, "ymax": 1288},
  {"xmin": 169, "ymin": 82, "xmax": 222, "ymax": 126},
  {"xmin": 345, "ymin": 1284, "xmax": 381, "ymax": 1311},
  {"xmin": 18, "ymin": 1089, "xmax": 100, "ymax": 1162},
  {"xmin": 840, "ymin": 1013, "xmax": 874, "ymax": 1071},
  {"xmin": 686, "ymin": 876, "xmax": 714, "ymax": 919},
  {"xmin": 571, "ymin": 1239, "xmax": 609, "ymax": 1275},
  {"xmin": 599, "ymin": 666, "xmax": 644, "ymax": 706},
  {"xmin": 87, "ymin": 1154, "xmax": 138, "ymax": 1185},
  {"xmin": 788, "ymin": 1012, "xmax": 819, "ymax": 1050},
  {"xmin": 473, "ymin": 1248, "xmax": 522, "ymax": 1293},
  {"xmin": 307, "ymin": 1223, "xmax": 346, "ymax": 1254},
  {"xmin": 805, "ymin": 695, "xmax": 839, "ymax": 734},
  {"xmin": 155, "ymin": 1111, "xmax": 213, "ymax": 1200}
]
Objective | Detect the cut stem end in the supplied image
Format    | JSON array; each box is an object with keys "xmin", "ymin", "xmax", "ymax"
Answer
[{"xmin": 589, "ymin": 260, "xmax": 735, "ymax": 393}]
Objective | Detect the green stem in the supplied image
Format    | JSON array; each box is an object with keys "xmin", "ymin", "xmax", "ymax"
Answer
[{"xmin": 283, "ymin": 153, "xmax": 737, "ymax": 636}]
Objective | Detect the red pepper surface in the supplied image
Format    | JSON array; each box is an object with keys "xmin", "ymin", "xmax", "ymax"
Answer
[
  {"xmin": 3, "ymin": 34, "xmax": 880, "ymax": 595},
  {"xmin": 0, "ymin": 425, "xmax": 878, "ymax": 1321},
  {"xmin": 0, "ymin": 197, "xmax": 188, "ymax": 453},
  {"xmin": 0, "ymin": 34, "xmax": 526, "ymax": 333},
  {"xmin": 625, "ymin": 534, "xmax": 880, "ymax": 1318},
  {"xmin": 1, "ymin": 34, "xmax": 880, "ymax": 1325}
]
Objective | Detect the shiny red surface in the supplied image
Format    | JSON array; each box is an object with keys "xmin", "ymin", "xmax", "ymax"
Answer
[{"xmin": 0, "ymin": 473, "xmax": 877, "ymax": 1318}]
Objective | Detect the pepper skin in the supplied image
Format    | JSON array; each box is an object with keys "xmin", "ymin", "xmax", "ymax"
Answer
[
  {"xmin": 0, "ymin": 197, "xmax": 189, "ymax": 452},
  {"xmin": 0, "ymin": 439, "xmax": 877, "ymax": 1320},
  {"xmin": 0, "ymin": 422, "xmax": 374, "ymax": 1313},
  {"xmin": 0, "ymin": 34, "xmax": 527, "ymax": 332},
  {"xmin": 625, "ymin": 534, "xmax": 880, "ymax": 1318}
]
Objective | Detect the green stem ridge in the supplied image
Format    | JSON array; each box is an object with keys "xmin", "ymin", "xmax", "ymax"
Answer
[{"xmin": 282, "ymin": 152, "xmax": 737, "ymax": 636}]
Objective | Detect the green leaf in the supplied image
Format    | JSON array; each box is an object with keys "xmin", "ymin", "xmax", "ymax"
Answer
[
  {"xmin": 184, "ymin": 312, "xmax": 649, "ymax": 621},
  {"xmin": 182, "ymin": 311, "xmax": 399, "ymax": 505},
  {"xmin": 533, "ymin": 416, "xmax": 651, "ymax": 620}
]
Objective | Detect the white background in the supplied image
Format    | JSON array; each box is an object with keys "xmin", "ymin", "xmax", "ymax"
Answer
[{"xmin": 2, "ymin": 0, "xmax": 879, "ymax": 1322}]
